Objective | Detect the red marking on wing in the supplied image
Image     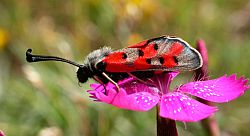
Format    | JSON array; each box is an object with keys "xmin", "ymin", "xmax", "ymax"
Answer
[
  {"xmin": 102, "ymin": 41, "xmax": 185, "ymax": 72},
  {"xmin": 132, "ymin": 43, "xmax": 158, "ymax": 70},
  {"xmin": 103, "ymin": 43, "xmax": 158, "ymax": 72},
  {"xmin": 102, "ymin": 52, "xmax": 135, "ymax": 72},
  {"xmin": 128, "ymin": 40, "xmax": 148, "ymax": 48},
  {"xmin": 170, "ymin": 42, "xmax": 184, "ymax": 55},
  {"xmin": 162, "ymin": 42, "xmax": 184, "ymax": 68},
  {"xmin": 162, "ymin": 55, "xmax": 177, "ymax": 68},
  {"xmin": 133, "ymin": 57, "xmax": 151, "ymax": 70},
  {"xmin": 142, "ymin": 43, "xmax": 158, "ymax": 57}
]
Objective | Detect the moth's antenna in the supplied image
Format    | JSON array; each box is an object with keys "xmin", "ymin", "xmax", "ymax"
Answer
[{"xmin": 26, "ymin": 49, "xmax": 83, "ymax": 68}]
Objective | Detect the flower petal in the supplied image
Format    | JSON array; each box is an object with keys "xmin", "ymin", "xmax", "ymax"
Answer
[
  {"xmin": 120, "ymin": 79, "xmax": 159, "ymax": 95},
  {"xmin": 150, "ymin": 72, "xmax": 180, "ymax": 93},
  {"xmin": 88, "ymin": 82, "xmax": 160, "ymax": 111},
  {"xmin": 178, "ymin": 74, "xmax": 249, "ymax": 103},
  {"xmin": 95, "ymin": 89, "xmax": 117, "ymax": 103},
  {"xmin": 111, "ymin": 90, "xmax": 160, "ymax": 111},
  {"xmin": 159, "ymin": 92, "xmax": 217, "ymax": 122},
  {"xmin": 90, "ymin": 83, "xmax": 106, "ymax": 92}
]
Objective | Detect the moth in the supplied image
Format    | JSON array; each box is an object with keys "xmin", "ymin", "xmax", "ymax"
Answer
[{"xmin": 26, "ymin": 36, "xmax": 202, "ymax": 90}]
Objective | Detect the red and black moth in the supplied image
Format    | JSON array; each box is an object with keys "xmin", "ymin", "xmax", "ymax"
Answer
[{"xmin": 26, "ymin": 36, "xmax": 202, "ymax": 90}]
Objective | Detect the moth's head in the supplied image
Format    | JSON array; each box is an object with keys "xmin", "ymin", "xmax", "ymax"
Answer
[{"xmin": 76, "ymin": 65, "xmax": 93, "ymax": 83}]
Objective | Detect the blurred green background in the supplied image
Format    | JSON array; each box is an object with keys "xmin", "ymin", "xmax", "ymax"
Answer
[{"xmin": 0, "ymin": 0, "xmax": 250, "ymax": 136}]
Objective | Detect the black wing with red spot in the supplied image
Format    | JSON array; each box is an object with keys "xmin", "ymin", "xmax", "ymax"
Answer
[{"xmin": 102, "ymin": 36, "xmax": 202, "ymax": 72}]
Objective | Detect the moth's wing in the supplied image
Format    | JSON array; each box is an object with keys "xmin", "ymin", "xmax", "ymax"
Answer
[
  {"xmin": 128, "ymin": 35, "xmax": 166, "ymax": 48},
  {"xmin": 101, "ymin": 47, "xmax": 140, "ymax": 72},
  {"xmin": 102, "ymin": 36, "xmax": 202, "ymax": 72},
  {"xmin": 153, "ymin": 36, "xmax": 203, "ymax": 71},
  {"xmin": 168, "ymin": 38, "xmax": 203, "ymax": 71}
]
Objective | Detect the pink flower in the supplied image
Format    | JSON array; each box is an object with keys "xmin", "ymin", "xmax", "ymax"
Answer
[
  {"xmin": 87, "ymin": 72, "xmax": 249, "ymax": 122},
  {"xmin": 0, "ymin": 130, "xmax": 5, "ymax": 136}
]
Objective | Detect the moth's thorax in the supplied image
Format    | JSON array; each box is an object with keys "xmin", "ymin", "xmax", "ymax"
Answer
[
  {"xmin": 84, "ymin": 47, "xmax": 113, "ymax": 71},
  {"xmin": 77, "ymin": 47, "xmax": 113, "ymax": 83}
]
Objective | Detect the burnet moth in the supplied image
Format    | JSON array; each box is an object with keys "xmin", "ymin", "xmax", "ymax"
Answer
[{"xmin": 26, "ymin": 36, "xmax": 202, "ymax": 90}]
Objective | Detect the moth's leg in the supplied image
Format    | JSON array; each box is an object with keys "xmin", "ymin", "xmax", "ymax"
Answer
[
  {"xmin": 127, "ymin": 72, "xmax": 155, "ymax": 87},
  {"xmin": 93, "ymin": 76, "xmax": 108, "ymax": 94},
  {"xmin": 102, "ymin": 72, "xmax": 120, "ymax": 91},
  {"xmin": 100, "ymin": 83, "xmax": 108, "ymax": 95}
]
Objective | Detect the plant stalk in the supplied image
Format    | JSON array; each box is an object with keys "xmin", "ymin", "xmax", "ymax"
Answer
[{"xmin": 157, "ymin": 106, "xmax": 178, "ymax": 136}]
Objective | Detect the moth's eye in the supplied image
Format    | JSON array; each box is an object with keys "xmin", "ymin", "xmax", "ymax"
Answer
[
  {"xmin": 122, "ymin": 53, "xmax": 127, "ymax": 59},
  {"xmin": 77, "ymin": 66, "xmax": 91, "ymax": 83}
]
